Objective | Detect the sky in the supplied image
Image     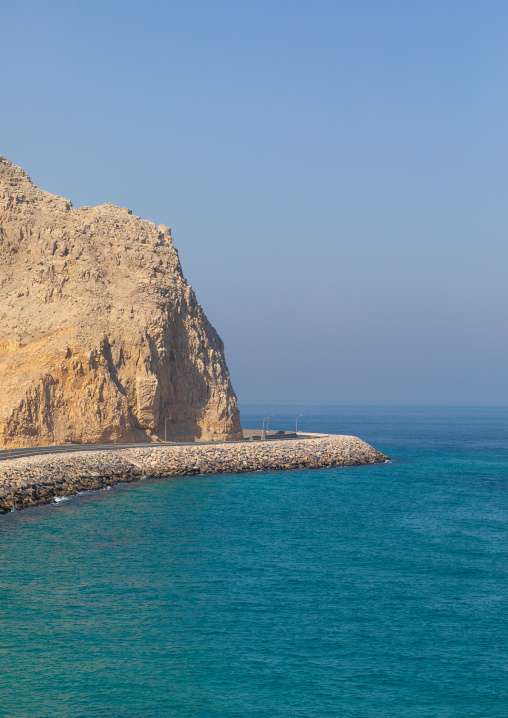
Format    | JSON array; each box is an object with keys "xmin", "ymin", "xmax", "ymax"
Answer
[{"xmin": 1, "ymin": 0, "xmax": 507, "ymax": 405}]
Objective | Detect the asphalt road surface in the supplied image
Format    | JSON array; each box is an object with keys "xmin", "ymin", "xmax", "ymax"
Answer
[
  {"xmin": 0, "ymin": 441, "xmax": 216, "ymax": 462},
  {"xmin": 0, "ymin": 433, "xmax": 311, "ymax": 462}
]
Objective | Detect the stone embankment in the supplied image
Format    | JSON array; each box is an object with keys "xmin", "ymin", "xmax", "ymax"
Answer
[{"xmin": 0, "ymin": 436, "xmax": 388, "ymax": 514}]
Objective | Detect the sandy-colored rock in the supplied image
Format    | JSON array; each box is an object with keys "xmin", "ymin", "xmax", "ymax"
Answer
[{"xmin": 0, "ymin": 156, "xmax": 242, "ymax": 446}]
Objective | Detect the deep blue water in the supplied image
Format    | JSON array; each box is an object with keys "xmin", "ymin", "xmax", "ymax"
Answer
[{"xmin": 0, "ymin": 406, "xmax": 507, "ymax": 717}]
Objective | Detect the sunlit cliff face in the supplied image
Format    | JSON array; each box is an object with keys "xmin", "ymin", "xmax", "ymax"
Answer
[{"xmin": 0, "ymin": 156, "xmax": 241, "ymax": 447}]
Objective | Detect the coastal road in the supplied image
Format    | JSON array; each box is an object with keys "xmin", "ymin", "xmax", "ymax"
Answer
[
  {"xmin": 0, "ymin": 433, "xmax": 317, "ymax": 462},
  {"xmin": 0, "ymin": 440, "xmax": 226, "ymax": 462}
]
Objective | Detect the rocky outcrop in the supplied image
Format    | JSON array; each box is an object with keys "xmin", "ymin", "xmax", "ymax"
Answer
[{"xmin": 0, "ymin": 155, "xmax": 242, "ymax": 446}]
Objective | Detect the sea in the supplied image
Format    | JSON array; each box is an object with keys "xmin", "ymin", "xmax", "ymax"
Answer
[{"xmin": 0, "ymin": 405, "xmax": 507, "ymax": 718}]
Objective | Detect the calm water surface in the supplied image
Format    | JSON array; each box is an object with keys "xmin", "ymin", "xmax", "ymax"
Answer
[{"xmin": 0, "ymin": 406, "xmax": 507, "ymax": 717}]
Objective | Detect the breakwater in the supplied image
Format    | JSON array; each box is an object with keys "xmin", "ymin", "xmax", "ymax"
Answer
[{"xmin": 0, "ymin": 435, "xmax": 388, "ymax": 513}]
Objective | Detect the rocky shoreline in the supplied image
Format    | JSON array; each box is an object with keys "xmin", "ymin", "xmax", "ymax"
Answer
[{"xmin": 0, "ymin": 435, "xmax": 388, "ymax": 514}]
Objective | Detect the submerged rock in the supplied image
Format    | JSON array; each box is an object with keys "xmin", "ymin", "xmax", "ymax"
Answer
[{"xmin": 0, "ymin": 156, "xmax": 242, "ymax": 446}]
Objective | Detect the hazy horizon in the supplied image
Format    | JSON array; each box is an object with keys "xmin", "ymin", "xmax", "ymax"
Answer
[
  {"xmin": 239, "ymin": 403, "xmax": 508, "ymax": 407},
  {"xmin": 2, "ymin": 1, "xmax": 506, "ymax": 405}
]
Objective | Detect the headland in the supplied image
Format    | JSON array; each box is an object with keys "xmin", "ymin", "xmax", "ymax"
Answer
[{"xmin": 0, "ymin": 155, "xmax": 241, "ymax": 447}]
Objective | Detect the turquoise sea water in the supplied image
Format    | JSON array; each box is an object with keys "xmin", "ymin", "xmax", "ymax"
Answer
[{"xmin": 0, "ymin": 406, "xmax": 507, "ymax": 718}]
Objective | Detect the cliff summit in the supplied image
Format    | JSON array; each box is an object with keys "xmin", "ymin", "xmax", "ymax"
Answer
[{"xmin": 0, "ymin": 156, "xmax": 242, "ymax": 446}]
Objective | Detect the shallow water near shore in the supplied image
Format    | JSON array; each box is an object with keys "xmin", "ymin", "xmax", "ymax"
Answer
[{"xmin": 1, "ymin": 406, "xmax": 507, "ymax": 717}]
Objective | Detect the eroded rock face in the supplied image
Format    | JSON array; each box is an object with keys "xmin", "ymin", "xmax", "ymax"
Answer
[{"xmin": 0, "ymin": 156, "xmax": 242, "ymax": 446}]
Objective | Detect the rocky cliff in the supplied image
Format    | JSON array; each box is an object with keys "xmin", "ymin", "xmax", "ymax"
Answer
[{"xmin": 0, "ymin": 156, "xmax": 242, "ymax": 447}]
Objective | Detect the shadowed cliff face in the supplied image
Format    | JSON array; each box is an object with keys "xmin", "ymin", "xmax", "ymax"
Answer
[{"xmin": 0, "ymin": 156, "xmax": 242, "ymax": 447}]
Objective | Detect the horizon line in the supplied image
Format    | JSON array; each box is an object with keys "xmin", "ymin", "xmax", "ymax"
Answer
[{"xmin": 237, "ymin": 403, "xmax": 508, "ymax": 408}]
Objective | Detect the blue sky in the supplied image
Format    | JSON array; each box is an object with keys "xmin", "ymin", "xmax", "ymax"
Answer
[{"xmin": 1, "ymin": 1, "xmax": 507, "ymax": 404}]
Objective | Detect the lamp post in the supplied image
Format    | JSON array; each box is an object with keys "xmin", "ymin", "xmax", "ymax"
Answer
[
  {"xmin": 165, "ymin": 417, "xmax": 171, "ymax": 443},
  {"xmin": 262, "ymin": 415, "xmax": 272, "ymax": 439},
  {"xmin": 295, "ymin": 415, "xmax": 302, "ymax": 433}
]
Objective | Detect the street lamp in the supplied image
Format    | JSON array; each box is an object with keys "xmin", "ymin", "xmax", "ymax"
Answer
[
  {"xmin": 262, "ymin": 415, "xmax": 273, "ymax": 438},
  {"xmin": 295, "ymin": 415, "xmax": 302, "ymax": 433}
]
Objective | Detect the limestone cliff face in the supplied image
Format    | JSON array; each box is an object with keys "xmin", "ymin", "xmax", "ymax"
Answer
[{"xmin": 0, "ymin": 156, "xmax": 242, "ymax": 447}]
